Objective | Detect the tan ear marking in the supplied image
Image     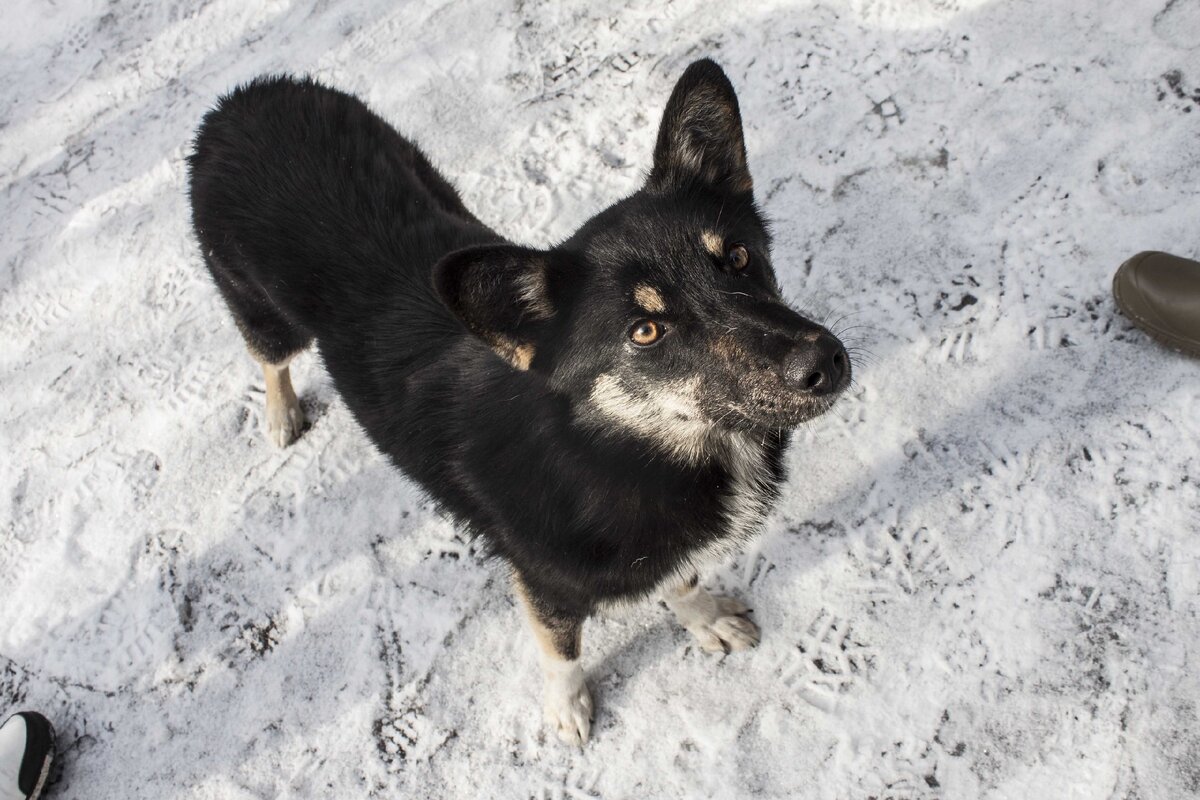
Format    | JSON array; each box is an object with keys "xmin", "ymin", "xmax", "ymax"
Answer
[
  {"xmin": 633, "ymin": 283, "xmax": 667, "ymax": 314},
  {"xmin": 488, "ymin": 335, "xmax": 536, "ymax": 371},
  {"xmin": 730, "ymin": 172, "xmax": 754, "ymax": 194},
  {"xmin": 511, "ymin": 343, "xmax": 536, "ymax": 371},
  {"xmin": 700, "ymin": 230, "xmax": 724, "ymax": 257}
]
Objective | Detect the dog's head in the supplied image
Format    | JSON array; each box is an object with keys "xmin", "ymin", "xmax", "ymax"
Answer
[{"xmin": 435, "ymin": 59, "xmax": 850, "ymax": 460}]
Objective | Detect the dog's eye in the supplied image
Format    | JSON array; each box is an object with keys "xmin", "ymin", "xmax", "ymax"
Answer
[
  {"xmin": 727, "ymin": 243, "xmax": 750, "ymax": 271},
  {"xmin": 629, "ymin": 320, "xmax": 663, "ymax": 346}
]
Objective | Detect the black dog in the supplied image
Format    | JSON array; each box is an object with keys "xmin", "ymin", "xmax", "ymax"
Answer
[{"xmin": 188, "ymin": 59, "xmax": 849, "ymax": 745}]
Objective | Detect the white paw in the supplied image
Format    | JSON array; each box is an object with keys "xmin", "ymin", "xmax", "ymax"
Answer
[
  {"xmin": 543, "ymin": 665, "xmax": 593, "ymax": 746},
  {"xmin": 676, "ymin": 594, "xmax": 760, "ymax": 654},
  {"xmin": 689, "ymin": 611, "xmax": 761, "ymax": 653},
  {"xmin": 266, "ymin": 400, "xmax": 305, "ymax": 448}
]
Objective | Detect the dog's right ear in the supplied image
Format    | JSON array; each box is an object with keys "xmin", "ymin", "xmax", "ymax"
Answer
[
  {"xmin": 647, "ymin": 58, "xmax": 753, "ymax": 195},
  {"xmin": 432, "ymin": 244, "xmax": 556, "ymax": 371}
]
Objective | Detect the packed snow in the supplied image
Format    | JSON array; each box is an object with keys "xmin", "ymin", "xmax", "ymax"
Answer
[{"xmin": 2, "ymin": 0, "xmax": 1199, "ymax": 797}]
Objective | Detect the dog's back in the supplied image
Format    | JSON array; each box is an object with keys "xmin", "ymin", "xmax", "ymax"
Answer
[
  {"xmin": 188, "ymin": 76, "xmax": 492, "ymax": 364},
  {"xmin": 188, "ymin": 76, "xmax": 506, "ymax": 454}
]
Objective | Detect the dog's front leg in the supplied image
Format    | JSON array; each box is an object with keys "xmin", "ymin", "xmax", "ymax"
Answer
[
  {"xmin": 513, "ymin": 575, "xmax": 592, "ymax": 746},
  {"xmin": 664, "ymin": 574, "xmax": 760, "ymax": 654}
]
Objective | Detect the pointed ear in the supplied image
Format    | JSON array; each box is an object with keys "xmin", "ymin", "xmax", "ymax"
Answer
[
  {"xmin": 432, "ymin": 245, "xmax": 555, "ymax": 371},
  {"xmin": 648, "ymin": 59, "xmax": 753, "ymax": 195}
]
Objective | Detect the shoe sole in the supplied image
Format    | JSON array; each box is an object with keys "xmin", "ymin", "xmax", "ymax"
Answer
[
  {"xmin": 14, "ymin": 712, "xmax": 55, "ymax": 800},
  {"xmin": 29, "ymin": 753, "xmax": 52, "ymax": 800}
]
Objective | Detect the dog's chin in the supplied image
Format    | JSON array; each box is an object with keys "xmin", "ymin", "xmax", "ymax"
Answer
[{"xmin": 712, "ymin": 391, "xmax": 844, "ymax": 433}]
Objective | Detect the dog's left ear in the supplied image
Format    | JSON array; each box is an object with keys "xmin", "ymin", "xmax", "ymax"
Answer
[
  {"xmin": 433, "ymin": 244, "xmax": 556, "ymax": 371},
  {"xmin": 648, "ymin": 59, "xmax": 753, "ymax": 195}
]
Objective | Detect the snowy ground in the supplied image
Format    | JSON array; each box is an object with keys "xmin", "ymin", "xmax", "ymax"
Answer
[{"xmin": 2, "ymin": 0, "xmax": 1199, "ymax": 797}]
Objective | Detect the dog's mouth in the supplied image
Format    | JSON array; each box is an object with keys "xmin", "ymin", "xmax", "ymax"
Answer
[
  {"xmin": 707, "ymin": 362, "xmax": 852, "ymax": 432},
  {"xmin": 716, "ymin": 397, "xmax": 840, "ymax": 432}
]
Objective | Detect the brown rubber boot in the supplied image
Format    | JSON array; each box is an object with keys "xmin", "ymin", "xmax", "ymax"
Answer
[{"xmin": 1112, "ymin": 251, "xmax": 1200, "ymax": 358}]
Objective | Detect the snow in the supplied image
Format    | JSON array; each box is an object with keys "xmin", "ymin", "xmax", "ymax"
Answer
[{"xmin": 2, "ymin": 0, "xmax": 1199, "ymax": 797}]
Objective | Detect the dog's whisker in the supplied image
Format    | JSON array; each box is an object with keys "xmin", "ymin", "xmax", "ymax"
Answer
[{"xmin": 832, "ymin": 323, "xmax": 876, "ymax": 335}]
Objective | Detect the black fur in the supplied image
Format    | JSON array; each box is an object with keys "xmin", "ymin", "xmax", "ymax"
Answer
[{"xmin": 188, "ymin": 60, "xmax": 849, "ymax": 646}]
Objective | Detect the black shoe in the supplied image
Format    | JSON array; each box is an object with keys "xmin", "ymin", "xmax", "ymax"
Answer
[
  {"xmin": 1113, "ymin": 251, "xmax": 1200, "ymax": 358},
  {"xmin": 0, "ymin": 712, "xmax": 55, "ymax": 800}
]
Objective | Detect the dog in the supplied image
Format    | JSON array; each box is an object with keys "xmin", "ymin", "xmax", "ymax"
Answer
[{"xmin": 187, "ymin": 59, "xmax": 850, "ymax": 746}]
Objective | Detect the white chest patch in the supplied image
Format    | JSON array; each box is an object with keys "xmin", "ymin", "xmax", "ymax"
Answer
[
  {"xmin": 718, "ymin": 432, "xmax": 774, "ymax": 541},
  {"xmin": 681, "ymin": 432, "xmax": 773, "ymax": 579},
  {"xmin": 637, "ymin": 432, "xmax": 773, "ymax": 599},
  {"xmin": 584, "ymin": 374, "xmax": 776, "ymax": 589}
]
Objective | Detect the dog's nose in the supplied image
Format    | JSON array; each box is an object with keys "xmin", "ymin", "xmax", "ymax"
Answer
[{"xmin": 782, "ymin": 335, "xmax": 847, "ymax": 396}]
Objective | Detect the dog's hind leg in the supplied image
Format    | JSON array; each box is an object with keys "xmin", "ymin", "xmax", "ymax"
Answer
[
  {"xmin": 237, "ymin": 321, "xmax": 310, "ymax": 448},
  {"xmin": 513, "ymin": 574, "xmax": 592, "ymax": 746},
  {"xmin": 259, "ymin": 355, "xmax": 305, "ymax": 448},
  {"xmin": 664, "ymin": 574, "xmax": 760, "ymax": 654},
  {"xmin": 203, "ymin": 251, "xmax": 312, "ymax": 447}
]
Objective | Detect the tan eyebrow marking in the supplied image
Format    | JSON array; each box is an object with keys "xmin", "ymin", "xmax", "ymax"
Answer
[
  {"xmin": 633, "ymin": 283, "xmax": 667, "ymax": 314},
  {"xmin": 700, "ymin": 230, "xmax": 724, "ymax": 257}
]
